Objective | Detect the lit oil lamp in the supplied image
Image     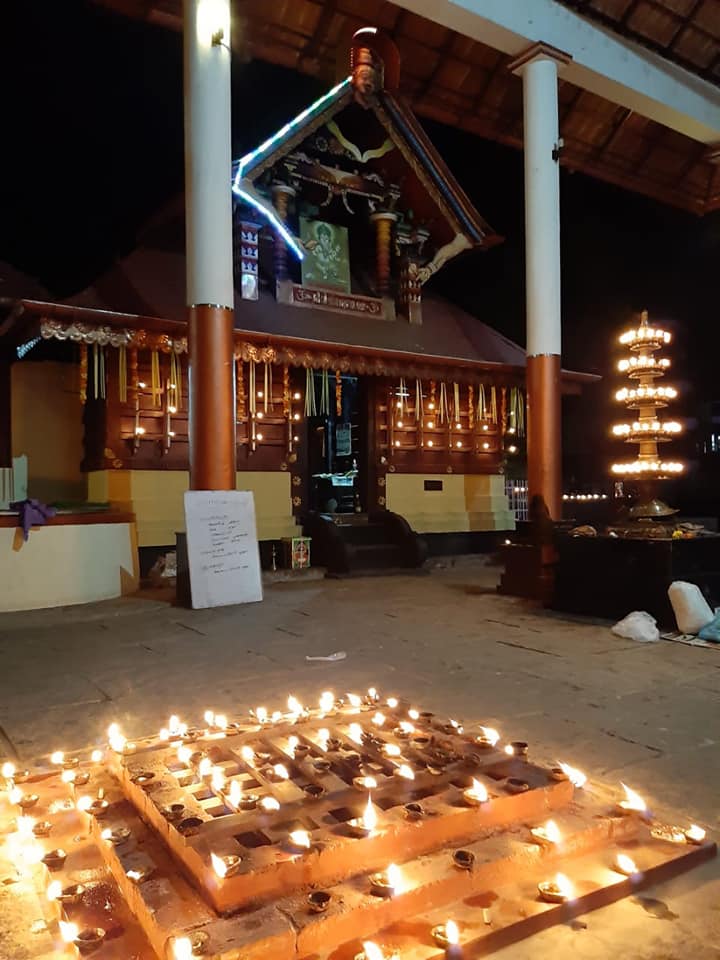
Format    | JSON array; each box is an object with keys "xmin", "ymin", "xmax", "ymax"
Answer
[
  {"xmin": 463, "ymin": 778, "xmax": 489, "ymax": 806},
  {"xmin": 505, "ymin": 741, "xmax": 528, "ymax": 757},
  {"xmin": 177, "ymin": 745, "xmax": 193, "ymax": 766},
  {"xmin": 2, "ymin": 761, "xmax": 16, "ymax": 782},
  {"xmin": 172, "ymin": 932, "xmax": 210, "ymax": 959},
  {"xmin": 366, "ymin": 687, "xmax": 380, "ymax": 704},
  {"xmin": 288, "ymin": 829, "xmax": 312, "ymax": 852},
  {"xmin": 33, "ymin": 820, "xmax": 52, "ymax": 838},
  {"xmin": 685, "ymin": 824, "xmax": 707, "ymax": 845},
  {"xmin": 372, "ymin": 712, "xmax": 386, "ymax": 727},
  {"xmin": 211, "ymin": 851, "xmax": 241, "ymax": 879},
  {"xmin": 74, "ymin": 927, "xmax": 107, "ymax": 954},
  {"xmin": 319, "ymin": 691, "xmax": 335, "ymax": 714},
  {"xmin": 59, "ymin": 921, "xmax": 80, "ymax": 948},
  {"xmin": 197, "ymin": 757, "xmax": 213, "ymax": 779},
  {"xmin": 394, "ymin": 721, "xmax": 415, "ymax": 739},
  {"xmin": 395, "ymin": 764, "xmax": 414, "ymax": 780},
  {"xmin": 104, "ymin": 826, "xmax": 131, "ymax": 846},
  {"xmin": 353, "ymin": 775, "xmax": 378, "ymax": 791},
  {"xmin": 107, "ymin": 722, "xmax": 133, "ymax": 755},
  {"xmin": 348, "ymin": 796, "xmax": 378, "ymax": 838},
  {"xmin": 90, "ymin": 749, "xmax": 102, "ymax": 763},
  {"xmin": 10, "ymin": 787, "xmax": 39, "ymax": 810},
  {"xmin": 384, "ymin": 744, "xmax": 402, "ymax": 758},
  {"xmin": 126, "ymin": 866, "xmax": 154, "ymax": 884},
  {"xmin": 475, "ymin": 726, "xmax": 500, "ymax": 749},
  {"xmin": 254, "ymin": 706, "xmax": 268, "ymax": 724},
  {"xmin": 287, "ymin": 695, "xmax": 305, "ymax": 719},
  {"xmin": 552, "ymin": 762, "xmax": 587, "ymax": 788},
  {"xmin": 50, "ymin": 751, "xmax": 64, "ymax": 766},
  {"xmin": 616, "ymin": 782, "xmax": 648, "ymax": 816},
  {"xmin": 317, "ymin": 729, "xmax": 331, "ymax": 752},
  {"xmin": 260, "ymin": 796, "xmax": 281, "ymax": 812},
  {"xmin": 272, "ymin": 764, "xmax": 290, "ymax": 781},
  {"xmin": 613, "ymin": 853, "xmax": 639, "ymax": 876},
  {"xmin": 355, "ymin": 942, "xmax": 399, "ymax": 960},
  {"xmin": 386, "ymin": 697, "xmax": 399, "ymax": 709},
  {"xmin": 348, "ymin": 723, "xmax": 364, "ymax": 745},
  {"xmin": 538, "ymin": 872, "xmax": 573, "ymax": 903},
  {"xmin": 431, "ymin": 918, "xmax": 460, "ymax": 949},
  {"xmin": 42, "ymin": 848, "xmax": 67, "ymax": 869},
  {"xmin": 530, "ymin": 819, "xmax": 562, "ymax": 847},
  {"xmin": 369, "ymin": 862, "xmax": 401, "ymax": 897},
  {"xmin": 308, "ymin": 890, "xmax": 332, "ymax": 913},
  {"xmin": 57, "ymin": 882, "xmax": 87, "ymax": 905},
  {"xmin": 408, "ymin": 708, "xmax": 420, "ymax": 721},
  {"xmin": 229, "ymin": 779, "xmax": 258, "ymax": 811}
]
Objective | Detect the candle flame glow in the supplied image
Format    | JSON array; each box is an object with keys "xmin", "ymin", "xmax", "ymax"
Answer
[
  {"xmin": 215, "ymin": 714, "xmax": 228, "ymax": 730},
  {"xmin": 686, "ymin": 824, "xmax": 706, "ymax": 842},
  {"xmin": 9, "ymin": 786, "xmax": 22, "ymax": 805},
  {"xmin": 317, "ymin": 728, "xmax": 330, "ymax": 750},
  {"xmin": 362, "ymin": 943, "xmax": 384, "ymax": 960},
  {"xmin": 101, "ymin": 828, "xmax": 112, "ymax": 841},
  {"xmin": 107, "ymin": 723, "xmax": 127, "ymax": 753},
  {"xmin": 255, "ymin": 706, "xmax": 268, "ymax": 723},
  {"xmin": 554, "ymin": 873, "xmax": 573, "ymax": 897},
  {"xmin": 46, "ymin": 880, "xmax": 62, "ymax": 901},
  {"xmin": 228, "ymin": 780, "xmax": 243, "ymax": 809},
  {"xmin": 273, "ymin": 764, "xmax": 290, "ymax": 780},
  {"xmin": 287, "ymin": 695, "xmax": 304, "ymax": 716},
  {"xmin": 386, "ymin": 697, "xmax": 399, "ymax": 708},
  {"xmin": 408, "ymin": 708, "xmax": 420, "ymax": 720},
  {"xmin": 397, "ymin": 764, "xmax": 414, "ymax": 780},
  {"xmin": 445, "ymin": 919, "xmax": 460, "ymax": 945},
  {"xmin": 16, "ymin": 816, "xmax": 34, "ymax": 838},
  {"xmin": 349, "ymin": 723, "xmax": 364, "ymax": 745},
  {"xmin": 198, "ymin": 757, "xmax": 213, "ymax": 778},
  {"xmin": 172, "ymin": 937, "xmax": 194, "ymax": 960},
  {"xmin": 367, "ymin": 687, "xmax": 378, "ymax": 700},
  {"xmin": 469, "ymin": 778, "xmax": 488, "ymax": 802},
  {"xmin": 347, "ymin": 693, "xmax": 362, "ymax": 708},
  {"xmin": 50, "ymin": 751, "xmax": 64, "ymax": 766},
  {"xmin": 363, "ymin": 795, "xmax": 378, "ymax": 832},
  {"xmin": 211, "ymin": 851, "xmax": 228, "ymax": 878},
  {"xmin": 386, "ymin": 863, "xmax": 401, "ymax": 889},
  {"xmin": 319, "ymin": 691, "xmax": 335, "ymax": 713},
  {"xmin": 372, "ymin": 712, "xmax": 386, "ymax": 727},
  {"xmin": 289, "ymin": 829, "xmax": 311, "ymax": 849},
  {"xmin": 240, "ymin": 746, "xmax": 255, "ymax": 765},
  {"xmin": 159, "ymin": 728, "xmax": 170, "ymax": 741},
  {"xmin": 504, "ymin": 744, "xmax": 514, "ymax": 755},
  {"xmin": 620, "ymin": 782, "xmax": 647, "ymax": 812},
  {"xmin": 287, "ymin": 736, "xmax": 299, "ymax": 758},
  {"xmin": 60, "ymin": 769, "xmax": 75, "ymax": 784},
  {"xmin": 478, "ymin": 726, "xmax": 500, "ymax": 746},
  {"xmin": 204, "ymin": 710, "xmax": 214, "ymax": 726},
  {"xmin": 211, "ymin": 767, "xmax": 226, "ymax": 792},
  {"xmin": 91, "ymin": 749, "xmax": 102, "ymax": 763},
  {"xmin": 2, "ymin": 761, "xmax": 15, "ymax": 779},
  {"xmin": 616, "ymin": 853, "xmax": 638, "ymax": 874},
  {"xmin": 177, "ymin": 745, "xmax": 192, "ymax": 766},
  {"xmin": 398, "ymin": 721, "xmax": 415, "ymax": 734},
  {"xmin": 260, "ymin": 796, "xmax": 280, "ymax": 812},
  {"xmin": 361, "ymin": 776, "xmax": 377, "ymax": 790},
  {"xmin": 558, "ymin": 762, "xmax": 587, "ymax": 788},
  {"xmin": 543, "ymin": 819, "xmax": 562, "ymax": 843},
  {"xmin": 59, "ymin": 920, "xmax": 79, "ymax": 944},
  {"xmin": 76, "ymin": 796, "xmax": 93, "ymax": 812}
]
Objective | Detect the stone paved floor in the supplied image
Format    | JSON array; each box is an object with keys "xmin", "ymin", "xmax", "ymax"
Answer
[{"xmin": 0, "ymin": 559, "xmax": 719, "ymax": 959}]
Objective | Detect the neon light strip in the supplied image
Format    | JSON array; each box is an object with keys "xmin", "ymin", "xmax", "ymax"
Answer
[
  {"xmin": 233, "ymin": 76, "xmax": 352, "ymax": 187},
  {"xmin": 232, "ymin": 185, "xmax": 304, "ymax": 260}
]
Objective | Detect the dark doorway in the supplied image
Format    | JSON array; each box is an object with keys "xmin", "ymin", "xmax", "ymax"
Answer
[{"xmin": 307, "ymin": 374, "xmax": 366, "ymax": 514}]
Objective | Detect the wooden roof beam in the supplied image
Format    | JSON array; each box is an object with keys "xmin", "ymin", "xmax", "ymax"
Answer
[{"xmin": 391, "ymin": 0, "xmax": 720, "ymax": 143}]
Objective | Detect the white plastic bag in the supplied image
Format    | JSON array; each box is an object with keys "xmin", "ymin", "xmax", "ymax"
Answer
[
  {"xmin": 611, "ymin": 611, "xmax": 659, "ymax": 643},
  {"xmin": 668, "ymin": 581, "xmax": 714, "ymax": 635}
]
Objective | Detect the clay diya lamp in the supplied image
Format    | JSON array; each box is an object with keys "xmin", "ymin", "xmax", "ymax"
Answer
[
  {"xmin": 73, "ymin": 771, "xmax": 90, "ymax": 786},
  {"xmin": 404, "ymin": 802, "xmax": 424, "ymax": 821},
  {"xmin": 452, "ymin": 849, "xmax": 475, "ymax": 871},
  {"xmin": 538, "ymin": 874, "xmax": 572, "ymax": 903},
  {"xmin": 303, "ymin": 783, "xmax": 325, "ymax": 801},
  {"xmin": 685, "ymin": 825, "xmax": 707, "ymax": 845},
  {"xmin": 62, "ymin": 757, "xmax": 80, "ymax": 770},
  {"xmin": 108, "ymin": 826, "xmax": 132, "ymax": 846},
  {"xmin": 130, "ymin": 771, "xmax": 156, "ymax": 787},
  {"xmin": 42, "ymin": 848, "xmax": 67, "ymax": 870},
  {"xmin": 17, "ymin": 793, "xmax": 40, "ymax": 810},
  {"xmin": 353, "ymin": 776, "xmax": 378, "ymax": 792},
  {"xmin": 293, "ymin": 744, "xmax": 311, "ymax": 760},
  {"xmin": 313, "ymin": 758, "xmax": 331, "ymax": 774},
  {"xmin": 126, "ymin": 865, "xmax": 154, "ymax": 884},
  {"xmin": 650, "ymin": 824, "xmax": 686, "ymax": 844},
  {"xmin": 369, "ymin": 864, "xmax": 400, "ymax": 898},
  {"xmin": 32, "ymin": 820, "xmax": 52, "ymax": 838},
  {"xmin": 88, "ymin": 797, "xmax": 109, "ymax": 818},
  {"xmin": 462, "ymin": 779, "xmax": 489, "ymax": 807},
  {"xmin": 308, "ymin": 891, "xmax": 332, "ymax": 914},
  {"xmin": 211, "ymin": 853, "xmax": 241, "ymax": 879},
  {"xmin": 57, "ymin": 883, "xmax": 86, "ymax": 905},
  {"xmin": 550, "ymin": 766, "xmax": 569, "ymax": 781},
  {"xmin": 11, "ymin": 769, "xmax": 31, "ymax": 783},
  {"xmin": 177, "ymin": 817, "xmax": 204, "ymax": 837},
  {"xmin": 613, "ymin": 853, "xmax": 639, "ymax": 876},
  {"xmin": 162, "ymin": 802, "xmax": 186, "ymax": 822},
  {"xmin": 508, "ymin": 741, "xmax": 529, "ymax": 758},
  {"xmin": 74, "ymin": 927, "xmax": 106, "ymax": 954},
  {"xmin": 505, "ymin": 778, "xmax": 529, "ymax": 794},
  {"xmin": 431, "ymin": 920, "xmax": 460, "ymax": 949},
  {"xmin": 237, "ymin": 793, "xmax": 260, "ymax": 810}
]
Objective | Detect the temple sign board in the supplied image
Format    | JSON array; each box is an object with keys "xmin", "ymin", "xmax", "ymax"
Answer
[{"xmin": 184, "ymin": 491, "xmax": 263, "ymax": 608}]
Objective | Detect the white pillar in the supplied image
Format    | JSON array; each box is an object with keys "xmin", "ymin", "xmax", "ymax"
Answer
[
  {"xmin": 184, "ymin": 0, "xmax": 234, "ymax": 310},
  {"xmin": 183, "ymin": 0, "xmax": 236, "ymax": 491},
  {"xmin": 510, "ymin": 44, "xmax": 570, "ymax": 519}
]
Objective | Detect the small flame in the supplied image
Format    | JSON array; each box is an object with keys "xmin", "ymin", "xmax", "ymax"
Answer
[
  {"xmin": 287, "ymin": 695, "xmax": 304, "ymax": 716},
  {"xmin": 398, "ymin": 721, "xmax": 415, "ymax": 734},
  {"xmin": 317, "ymin": 728, "xmax": 330, "ymax": 750},
  {"xmin": 450, "ymin": 719, "xmax": 464, "ymax": 734},
  {"xmin": 408, "ymin": 708, "xmax": 420, "ymax": 721},
  {"xmin": 397, "ymin": 764, "xmax": 414, "ymax": 780},
  {"xmin": 289, "ymin": 829, "xmax": 311, "ymax": 849},
  {"xmin": 2, "ymin": 761, "xmax": 15, "ymax": 779},
  {"xmin": 204, "ymin": 710, "xmax": 215, "ymax": 726},
  {"xmin": 558, "ymin": 762, "xmax": 587, "ymax": 788},
  {"xmin": 620, "ymin": 782, "xmax": 647, "ymax": 812},
  {"xmin": 363, "ymin": 796, "xmax": 378, "ymax": 832},
  {"xmin": 554, "ymin": 873, "xmax": 573, "ymax": 897},
  {"xmin": 198, "ymin": 758, "xmax": 213, "ymax": 778},
  {"xmin": 211, "ymin": 767, "xmax": 226, "ymax": 792},
  {"xmin": 361, "ymin": 776, "xmax": 377, "ymax": 790},
  {"xmin": 686, "ymin": 824, "xmax": 706, "ymax": 842},
  {"xmin": 616, "ymin": 853, "xmax": 638, "ymax": 874},
  {"xmin": 273, "ymin": 764, "xmax": 290, "ymax": 780},
  {"xmin": 159, "ymin": 728, "xmax": 170, "ymax": 741},
  {"xmin": 349, "ymin": 723, "xmax": 364, "ymax": 745},
  {"xmin": 16, "ymin": 816, "xmax": 34, "ymax": 838},
  {"xmin": 101, "ymin": 828, "xmax": 112, "ymax": 841},
  {"xmin": 59, "ymin": 920, "xmax": 79, "ymax": 944},
  {"xmin": 46, "ymin": 880, "xmax": 62, "ymax": 901},
  {"xmin": 544, "ymin": 820, "xmax": 562, "ymax": 843},
  {"xmin": 169, "ymin": 715, "xmax": 180, "ymax": 733},
  {"xmin": 61, "ymin": 768, "xmax": 75, "ymax": 786},
  {"xmin": 228, "ymin": 780, "xmax": 243, "ymax": 809},
  {"xmin": 479, "ymin": 726, "xmax": 500, "ymax": 746},
  {"xmin": 240, "ymin": 746, "xmax": 255, "ymax": 765},
  {"xmin": 76, "ymin": 796, "xmax": 93, "ymax": 812},
  {"xmin": 126, "ymin": 869, "xmax": 144, "ymax": 882},
  {"xmin": 255, "ymin": 706, "xmax": 268, "ymax": 723},
  {"xmin": 469, "ymin": 778, "xmax": 488, "ymax": 802},
  {"xmin": 347, "ymin": 693, "xmax": 362, "ymax": 708},
  {"xmin": 386, "ymin": 697, "xmax": 399, "ymax": 708},
  {"xmin": 362, "ymin": 943, "xmax": 385, "ymax": 960},
  {"xmin": 211, "ymin": 851, "xmax": 228, "ymax": 878},
  {"xmin": 367, "ymin": 687, "xmax": 378, "ymax": 700},
  {"xmin": 385, "ymin": 744, "xmax": 402, "ymax": 757},
  {"xmin": 9, "ymin": 786, "xmax": 22, "ymax": 805},
  {"xmin": 504, "ymin": 744, "xmax": 514, "ymax": 756},
  {"xmin": 271, "ymin": 711, "xmax": 283, "ymax": 724},
  {"xmin": 177, "ymin": 745, "xmax": 192, "ymax": 766},
  {"xmin": 445, "ymin": 919, "xmax": 460, "ymax": 945},
  {"xmin": 260, "ymin": 796, "xmax": 280, "ymax": 812},
  {"xmin": 372, "ymin": 712, "xmax": 386, "ymax": 727},
  {"xmin": 90, "ymin": 749, "xmax": 102, "ymax": 763},
  {"xmin": 50, "ymin": 751, "xmax": 64, "ymax": 766},
  {"xmin": 287, "ymin": 736, "xmax": 299, "ymax": 758},
  {"xmin": 172, "ymin": 937, "xmax": 194, "ymax": 960},
  {"xmin": 215, "ymin": 714, "xmax": 228, "ymax": 730},
  {"xmin": 319, "ymin": 691, "xmax": 335, "ymax": 713},
  {"xmin": 107, "ymin": 723, "xmax": 127, "ymax": 753},
  {"xmin": 386, "ymin": 863, "xmax": 401, "ymax": 889}
]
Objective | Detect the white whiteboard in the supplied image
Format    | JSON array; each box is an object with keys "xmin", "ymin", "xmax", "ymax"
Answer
[{"xmin": 184, "ymin": 490, "xmax": 263, "ymax": 609}]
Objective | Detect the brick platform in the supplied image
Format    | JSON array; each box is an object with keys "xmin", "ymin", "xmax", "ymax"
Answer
[{"xmin": 0, "ymin": 691, "xmax": 715, "ymax": 959}]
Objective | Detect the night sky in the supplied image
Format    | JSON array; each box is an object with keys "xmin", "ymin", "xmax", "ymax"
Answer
[{"xmin": 3, "ymin": 0, "xmax": 720, "ymax": 486}]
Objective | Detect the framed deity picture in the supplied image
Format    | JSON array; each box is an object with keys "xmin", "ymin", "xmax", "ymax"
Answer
[{"xmin": 300, "ymin": 218, "xmax": 351, "ymax": 293}]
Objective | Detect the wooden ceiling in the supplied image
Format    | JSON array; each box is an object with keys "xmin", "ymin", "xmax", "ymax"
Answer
[{"xmin": 94, "ymin": 0, "xmax": 720, "ymax": 214}]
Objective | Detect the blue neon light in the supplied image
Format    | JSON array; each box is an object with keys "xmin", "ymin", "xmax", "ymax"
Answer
[
  {"xmin": 232, "ymin": 184, "xmax": 304, "ymax": 261},
  {"xmin": 233, "ymin": 76, "xmax": 352, "ymax": 187}
]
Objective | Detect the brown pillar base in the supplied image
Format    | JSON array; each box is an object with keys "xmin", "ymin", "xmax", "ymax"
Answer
[
  {"xmin": 526, "ymin": 353, "xmax": 562, "ymax": 520},
  {"xmin": 188, "ymin": 304, "xmax": 236, "ymax": 491}
]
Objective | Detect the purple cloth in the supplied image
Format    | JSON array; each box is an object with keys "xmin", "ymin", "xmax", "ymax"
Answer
[{"xmin": 10, "ymin": 499, "xmax": 57, "ymax": 540}]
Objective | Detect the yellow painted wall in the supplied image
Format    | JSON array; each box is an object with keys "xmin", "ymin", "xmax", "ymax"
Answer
[
  {"xmin": 0, "ymin": 522, "xmax": 138, "ymax": 611},
  {"xmin": 11, "ymin": 361, "xmax": 86, "ymax": 502},
  {"xmin": 88, "ymin": 470, "xmax": 298, "ymax": 547},
  {"xmin": 385, "ymin": 473, "xmax": 515, "ymax": 533}
]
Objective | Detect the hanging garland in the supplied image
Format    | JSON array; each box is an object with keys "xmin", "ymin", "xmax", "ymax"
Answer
[
  {"xmin": 129, "ymin": 348, "xmax": 139, "ymax": 404},
  {"xmin": 236, "ymin": 359, "xmax": 246, "ymax": 420},
  {"xmin": 429, "ymin": 380, "xmax": 436, "ymax": 412},
  {"xmin": 79, "ymin": 344, "xmax": 88, "ymax": 405},
  {"xmin": 500, "ymin": 386, "xmax": 508, "ymax": 435},
  {"xmin": 282, "ymin": 365, "xmax": 291, "ymax": 418},
  {"xmin": 305, "ymin": 368, "xmax": 317, "ymax": 416},
  {"xmin": 118, "ymin": 345, "xmax": 127, "ymax": 403},
  {"xmin": 468, "ymin": 384, "xmax": 474, "ymax": 430},
  {"xmin": 335, "ymin": 370, "xmax": 342, "ymax": 418}
]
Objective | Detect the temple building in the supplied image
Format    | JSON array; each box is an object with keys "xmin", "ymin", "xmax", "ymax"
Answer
[{"xmin": 0, "ymin": 32, "xmax": 593, "ymax": 594}]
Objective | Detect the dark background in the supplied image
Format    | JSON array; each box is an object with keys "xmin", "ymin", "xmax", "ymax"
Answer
[{"xmin": 2, "ymin": 0, "xmax": 719, "ymax": 491}]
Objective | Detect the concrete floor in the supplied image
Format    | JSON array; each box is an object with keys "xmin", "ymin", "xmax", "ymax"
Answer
[{"xmin": 0, "ymin": 559, "xmax": 719, "ymax": 958}]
